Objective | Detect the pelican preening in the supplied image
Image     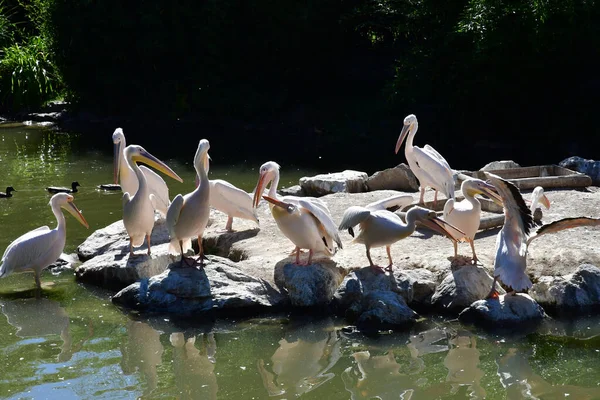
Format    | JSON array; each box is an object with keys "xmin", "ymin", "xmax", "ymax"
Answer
[
  {"xmin": 113, "ymin": 128, "xmax": 171, "ymax": 217},
  {"xmin": 530, "ymin": 186, "xmax": 550, "ymax": 213},
  {"xmin": 0, "ymin": 193, "xmax": 88, "ymax": 290},
  {"xmin": 486, "ymin": 173, "xmax": 600, "ymax": 298},
  {"xmin": 442, "ymin": 178, "xmax": 503, "ymax": 263},
  {"xmin": 196, "ymin": 154, "xmax": 259, "ymax": 232},
  {"xmin": 253, "ymin": 161, "xmax": 342, "ymax": 265},
  {"xmin": 167, "ymin": 140, "xmax": 211, "ymax": 266},
  {"xmin": 47, "ymin": 181, "xmax": 80, "ymax": 194},
  {"xmin": 0, "ymin": 186, "xmax": 15, "ymax": 198},
  {"xmin": 395, "ymin": 114, "xmax": 455, "ymax": 205},
  {"xmin": 122, "ymin": 145, "xmax": 183, "ymax": 257},
  {"xmin": 339, "ymin": 196, "xmax": 465, "ymax": 273}
]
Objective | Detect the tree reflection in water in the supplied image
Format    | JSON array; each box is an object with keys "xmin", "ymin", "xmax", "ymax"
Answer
[{"xmin": 257, "ymin": 318, "xmax": 341, "ymax": 397}]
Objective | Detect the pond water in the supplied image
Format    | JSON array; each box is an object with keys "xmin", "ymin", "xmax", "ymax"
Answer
[{"xmin": 1, "ymin": 124, "xmax": 600, "ymax": 399}]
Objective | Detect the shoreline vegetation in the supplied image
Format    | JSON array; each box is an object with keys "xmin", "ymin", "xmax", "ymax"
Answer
[{"xmin": 2, "ymin": 1, "xmax": 600, "ymax": 170}]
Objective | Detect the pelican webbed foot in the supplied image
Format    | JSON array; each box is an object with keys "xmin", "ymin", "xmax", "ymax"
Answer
[{"xmin": 370, "ymin": 265, "xmax": 386, "ymax": 274}]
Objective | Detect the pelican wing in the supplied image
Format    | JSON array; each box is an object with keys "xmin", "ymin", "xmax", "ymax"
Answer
[
  {"xmin": 423, "ymin": 144, "xmax": 451, "ymax": 170},
  {"xmin": 411, "ymin": 146, "xmax": 455, "ymax": 198},
  {"xmin": 485, "ymin": 173, "xmax": 534, "ymax": 237},
  {"xmin": 338, "ymin": 206, "xmax": 371, "ymax": 231},
  {"xmin": 366, "ymin": 194, "xmax": 413, "ymax": 212},
  {"xmin": 0, "ymin": 227, "xmax": 56, "ymax": 277},
  {"xmin": 166, "ymin": 194, "xmax": 185, "ymax": 254},
  {"xmin": 526, "ymin": 217, "xmax": 600, "ymax": 246},
  {"xmin": 298, "ymin": 199, "xmax": 343, "ymax": 249},
  {"xmin": 139, "ymin": 165, "xmax": 170, "ymax": 217},
  {"xmin": 442, "ymin": 198, "xmax": 455, "ymax": 218},
  {"xmin": 210, "ymin": 179, "xmax": 258, "ymax": 223}
]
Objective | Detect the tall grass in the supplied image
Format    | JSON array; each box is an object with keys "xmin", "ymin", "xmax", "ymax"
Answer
[{"xmin": 0, "ymin": 34, "xmax": 61, "ymax": 110}]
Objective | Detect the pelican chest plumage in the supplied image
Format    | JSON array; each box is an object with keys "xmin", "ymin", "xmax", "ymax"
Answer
[
  {"xmin": 253, "ymin": 161, "xmax": 342, "ymax": 265},
  {"xmin": 442, "ymin": 178, "xmax": 502, "ymax": 263},
  {"xmin": 0, "ymin": 193, "xmax": 89, "ymax": 289},
  {"xmin": 113, "ymin": 128, "xmax": 171, "ymax": 217},
  {"xmin": 0, "ymin": 186, "xmax": 16, "ymax": 198},
  {"xmin": 166, "ymin": 139, "xmax": 211, "ymax": 266},
  {"xmin": 395, "ymin": 114, "xmax": 455, "ymax": 205},
  {"xmin": 47, "ymin": 181, "xmax": 80, "ymax": 194},
  {"xmin": 339, "ymin": 196, "xmax": 464, "ymax": 273},
  {"xmin": 122, "ymin": 145, "xmax": 183, "ymax": 256}
]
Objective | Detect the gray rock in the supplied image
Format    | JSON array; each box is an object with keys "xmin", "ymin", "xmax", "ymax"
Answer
[
  {"xmin": 530, "ymin": 264, "xmax": 600, "ymax": 309},
  {"xmin": 480, "ymin": 160, "xmax": 521, "ymax": 171},
  {"xmin": 559, "ymin": 156, "xmax": 600, "ymax": 185},
  {"xmin": 354, "ymin": 290, "xmax": 417, "ymax": 331},
  {"xmin": 76, "ymin": 243, "xmax": 178, "ymax": 291},
  {"xmin": 299, "ymin": 170, "xmax": 368, "ymax": 196},
  {"xmin": 112, "ymin": 255, "xmax": 285, "ymax": 315},
  {"xmin": 459, "ymin": 294, "xmax": 546, "ymax": 325},
  {"xmin": 278, "ymin": 185, "xmax": 304, "ymax": 197},
  {"xmin": 431, "ymin": 265, "xmax": 505, "ymax": 313},
  {"xmin": 395, "ymin": 268, "xmax": 438, "ymax": 304},
  {"xmin": 274, "ymin": 263, "xmax": 343, "ymax": 307},
  {"xmin": 365, "ymin": 163, "xmax": 419, "ymax": 192}
]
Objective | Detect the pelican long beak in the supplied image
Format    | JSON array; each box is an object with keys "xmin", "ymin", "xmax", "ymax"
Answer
[
  {"xmin": 63, "ymin": 200, "xmax": 89, "ymax": 229},
  {"xmin": 253, "ymin": 172, "xmax": 268, "ymax": 208},
  {"xmin": 133, "ymin": 149, "xmax": 183, "ymax": 183},
  {"xmin": 395, "ymin": 124, "xmax": 410, "ymax": 154},
  {"xmin": 541, "ymin": 194, "xmax": 550, "ymax": 209},
  {"xmin": 113, "ymin": 141, "xmax": 122, "ymax": 185},
  {"xmin": 421, "ymin": 215, "xmax": 466, "ymax": 239},
  {"xmin": 262, "ymin": 195, "xmax": 295, "ymax": 213},
  {"xmin": 479, "ymin": 182, "xmax": 504, "ymax": 207}
]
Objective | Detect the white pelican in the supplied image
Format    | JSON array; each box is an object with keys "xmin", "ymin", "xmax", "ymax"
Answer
[
  {"xmin": 0, "ymin": 193, "xmax": 89, "ymax": 289},
  {"xmin": 442, "ymin": 178, "xmax": 503, "ymax": 263},
  {"xmin": 485, "ymin": 173, "xmax": 600, "ymax": 298},
  {"xmin": 195, "ymin": 155, "xmax": 259, "ymax": 232},
  {"xmin": 252, "ymin": 161, "xmax": 342, "ymax": 265},
  {"xmin": 395, "ymin": 114, "xmax": 455, "ymax": 205},
  {"xmin": 339, "ymin": 198, "xmax": 464, "ymax": 273},
  {"xmin": 530, "ymin": 186, "xmax": 550, "ymax": 213},
  {"xmin": 167, "ymin": 139, "xmax": 211, "ymax": 266},
  {"xmin": 122, "ymin": 145, "xmax": 183, "ymax": 257},
  {"xmin": 47, "ymin": 181, "xmax": 80, "ymax": 194},
  {"xmin": 0, "ymin": 186, "xmax": 15, "ymax": 198},
  {"xmin": 113, "ymin": 128, "xmax": 171, "ymax": 217}
]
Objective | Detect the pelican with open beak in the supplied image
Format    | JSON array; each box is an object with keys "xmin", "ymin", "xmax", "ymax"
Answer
[
  {"xmin": 442, "ymin": 178, "xmax": 503, "ymax": 263},
  {"xmin": 253, "ymin": 161, "xmax": 342, "ymax": 265},
  {"xmin": 113, "ymin": 128, "xmax": 172, "ymax": 217},
  {"xmin": 339, "ymin": 198, "xmax": 465, "ymax": 273},
  {"xmin": 0, "ymin": 193, "xmax": 89, "ymax": 290},
  {"xmin": 122, "ymin": 145, "xmax": 183, "ymax": 257},
  {"xmin": 395, "ymin": 114, "xmax": 455, "ymax": 206}
]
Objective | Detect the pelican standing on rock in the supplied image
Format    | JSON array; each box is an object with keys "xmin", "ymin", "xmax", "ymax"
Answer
[
  {"xmin": 167, "ymin": 140, "xmax": 211, "ymax": 266},
  {"xmin": 339, "ymin": 196, "xmax": 464, "ymax": 273},
  {"xmin": 485, "ymin": 173, "xmax": 600, "ymax": 298},
  {"xmin": 195, "ymin": 155, "xmax": 259, "ymax": 232},
  {"xmin": 0, "ymin": 193, "xmax": 88, "ymax": 290},
  {"xmin": 253, "ymin": 161, "xmax": 342, "ymax": 265},
  {"xmin": 395, "ymin": 114, "xmax": 455, "ymax": 205},
  {"xmin": 113, "ymin": 128, "xmax": 172, "ymax": 217},
  {"xmin": 443, "ymin": 178, "xmax": 503, "ymax": 263},
  {"xmin": 122, "ymin": 145, "xmax": 183, "ymax": 257}
]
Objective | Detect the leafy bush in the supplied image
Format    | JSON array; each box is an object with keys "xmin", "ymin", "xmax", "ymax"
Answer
[{"xmin": 0, "ymin": 35, "xmax": 61, "ymax": 110}]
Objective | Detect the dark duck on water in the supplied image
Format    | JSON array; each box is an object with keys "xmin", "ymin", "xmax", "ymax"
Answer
[
  {"xmin": 0, "ymin": 186, "xmax": 16, "ymax": 198},
  {"xmin": 47, "ymin": 181, "xmax": 80, "ymax": 194}
]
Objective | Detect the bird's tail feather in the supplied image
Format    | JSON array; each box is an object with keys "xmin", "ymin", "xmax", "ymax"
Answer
[{"xmin": 168, "ymin": 238, "xmax": 192, "ymax": 255}]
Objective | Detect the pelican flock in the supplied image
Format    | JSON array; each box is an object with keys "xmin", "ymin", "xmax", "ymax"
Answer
[{"xmin": 0, "ymin": 116, "xmax": 599, "ymax": 321}]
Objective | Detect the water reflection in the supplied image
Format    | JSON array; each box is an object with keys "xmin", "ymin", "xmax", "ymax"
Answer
[
  {"xmin": 0, "ymin": 297, "xmax": 74, "ymax": 362},
  {"xmin": 257, "ymin": 318, "xmax": 341, "ymax": 397},
  {"xmin": 170, "ymin": 332, "xmax": 218, "ymax": 400},
  {"xmin": 444, "ymin": 334, "xmax": 486, "ymax": 399},
  {"xmin": 120, "ymin": 320, "xmax": 164, "ymax": 395}
]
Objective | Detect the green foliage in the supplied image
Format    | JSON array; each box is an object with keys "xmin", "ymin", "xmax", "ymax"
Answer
[{"xmin": 0, "ymin": 35, "xmax": 61, "ymax": 110}]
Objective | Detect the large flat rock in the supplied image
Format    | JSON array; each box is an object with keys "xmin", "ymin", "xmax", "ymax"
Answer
[{"xmin": 299, "ymin": 170, "xmax": 368, "ymax": 196}]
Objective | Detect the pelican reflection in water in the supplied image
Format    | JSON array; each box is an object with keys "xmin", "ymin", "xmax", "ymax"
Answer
[
  {"xmin": 120, "ymin": 320, "xmax": 164, "ymax": 395},
  {"xmin": 170, "ymin": 332, "xmax": 218, "ymax": 400}
]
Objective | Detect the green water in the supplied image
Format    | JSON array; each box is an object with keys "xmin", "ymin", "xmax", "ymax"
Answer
[{"xmin": 1, "ymin": 125, "xmax": 600, "ymax": 399}]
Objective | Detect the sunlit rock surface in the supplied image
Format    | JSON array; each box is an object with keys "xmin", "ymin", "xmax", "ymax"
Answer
[
  {"xmin": 112, "ymin": 255, "xmax": 285, "ymax": 315},
  {"xmin": 560, "ymin": 156, "xmax": 600, "ymax": 185},
  {"xmin": 274, "ymin": 263, "xmax": 344, "ymax": 307},
  {"xmin": 459, "ymin": 294, "xmax": 546, "ymax": 325},
  {"xmin": 479, "ymin": 160, "xmax": 521, "ymax": 171},
  {"xmin": 530, "ymin": 264, "xmax": 600, "ymax": 309},
  {"xmin": 431, "ymin": 265, "xmax": 505, "ymax": 313},
  {"xmin": 365, "ymin": 163, "xmax": 419, "ymax": 192},
  {"xmin": 299, "ymin": 170, "xmax": 368, "ymax": 196}
]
